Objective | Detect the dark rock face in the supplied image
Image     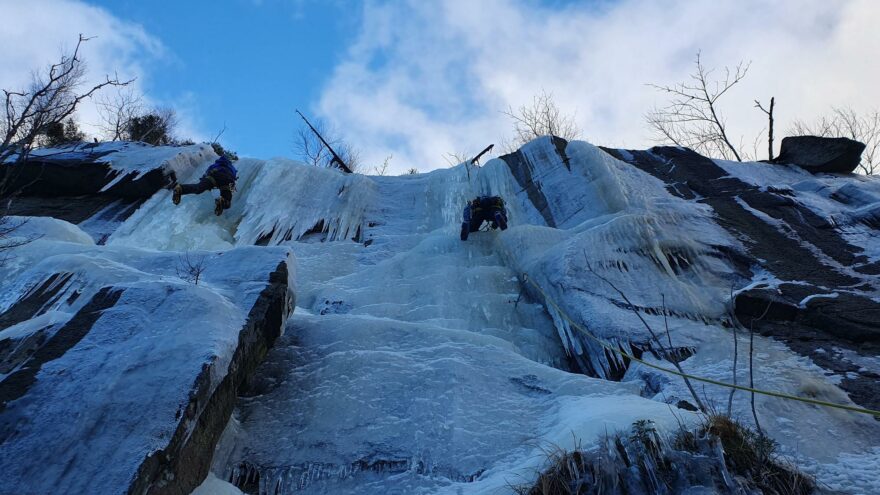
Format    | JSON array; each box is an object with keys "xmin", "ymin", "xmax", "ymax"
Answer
[
  {"xmin": 604, "ymin": 145, "xmax": 880, "ymax": 412},
  {"xmin": 775, "ymin": 135, "xmax": 867, "ymax": 174},
  {"xmin": 1, "ymin": 142, "xmax": 208, "ymax": 243},
  {"xmin": 499, "ymin": 148, "xmax": 558, "ymax": 228},
  {"xmin": 1, "ymin": 146, "xmax": 167, "ymax": 199}
]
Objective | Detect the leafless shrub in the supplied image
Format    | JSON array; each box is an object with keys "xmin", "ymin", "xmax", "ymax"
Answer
[
  {"xmin": 373, "ymin": 154, "xmax": 392, "ymax": 176},
  {"xmin": 405, "ymin": 167, "xmax": 418, "ymax": 175},
  {"xmin": 176, "ymin": 251, "xmax": 208, "ymax": 285},
  {"xmin": 791, "ymin": 107, "xmax": 880, "ymax": 175},
  {"xmin": 703, "ymin": 415, "xmax": 814, "ymax": 495},
  {"xmin": 647, "ymin": 52, "xmax": 750, "ymax": 161},
  {"xmin": 503, "ymin": 90, "xmax": 581, "ymax": 150},
  {"xmin": 294, "ymin": 117, "xmax": 362, "ymax": 172},
  {"xmin": 513, "ymin": 418, "xmax": 814, "ymax": 495}
]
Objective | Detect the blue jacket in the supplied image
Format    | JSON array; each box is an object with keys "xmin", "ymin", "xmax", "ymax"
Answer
[{"xmin": 204, "ymin": 156, "xmax": 238, "ymax": 186}]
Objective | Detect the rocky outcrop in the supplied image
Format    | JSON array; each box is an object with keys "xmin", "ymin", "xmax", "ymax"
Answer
[
  {"xmin": 1, "ymin": 142, "xmax": 212, "ymax": 243},
  {"xmin": 0, "ymin": 235, "xmax": 295, "ymax": 495},
  {"xmin": 775, "ymin": 135, "xmax": 866, "ymax": 174},
  {"xmin": 1, "ymin": 142, "xmax": 209, "ymax": 198},
  {"xmin": 604, "ymin": 144, "xmax": 880, "ymax": 412}
]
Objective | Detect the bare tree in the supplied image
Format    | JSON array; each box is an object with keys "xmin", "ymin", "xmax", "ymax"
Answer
[
  {"xmin": 503, "ymin": 90, "xmax": 581, "ymax": 150},
  {"xmin": 647, "ymin": 52, "xmax": 750, "ymax": 161},
  {"xmin": 294, "ymin": 117, "xmax": 362, "ymax": 172},
  {"xmin": 96, "ymin": 87, "xmax": 143, "ymax": 141},
  {"xmin": 176, "ymin": 251, "xmax": 208, "ymax": 285},
  {"xmin": 1, "ymin": 34, "xmax": 132, "ymax": 164},
  {"xmin": 791, "ymin": 107, "xmax": 880, "ymax": 175},
  {"xmin": 754, "ymin": 97, "xmax": 775, "ymax": 161},
  {"xmin": 1, "ymin": 34, "xmax": 131, "ymax": 260}
]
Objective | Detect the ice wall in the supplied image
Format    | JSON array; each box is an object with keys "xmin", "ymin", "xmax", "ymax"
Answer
[
  {"xmin": 17, "ymin": 136, "xmax": 877, "ymax": 493},
  {"xmin": 109, "ymin": 158, "xmax": 377, "ymax": 251}
]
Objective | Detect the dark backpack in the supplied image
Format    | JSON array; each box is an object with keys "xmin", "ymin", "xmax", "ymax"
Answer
[
  {"xmin": 474, "ymin": 196, "xmax": 504, "ymax": 210},
  {"xmin": 206, "ymin": 157, "xmax": 238, "ymax": 182}
]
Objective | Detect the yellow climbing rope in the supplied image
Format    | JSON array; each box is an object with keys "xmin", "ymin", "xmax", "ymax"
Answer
[{"xmin": 524, "ymin": 274, "xmax": 880, "ymax": 418}]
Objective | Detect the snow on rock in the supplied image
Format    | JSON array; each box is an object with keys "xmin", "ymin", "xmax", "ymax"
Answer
[
  {"xmin": 0, "ymin": 226, "xmax": 294, "ymax": 495},
  {"xmin": 2, "ymin": 215, "xmax": 95, "ymax": 245},
  {"xmin": 2, "ymin": 142, "xmax": 216, "ymax": 245},
  {"xmin": 2, "ymin": 141, "xmax": 213, "ymax": 198}
]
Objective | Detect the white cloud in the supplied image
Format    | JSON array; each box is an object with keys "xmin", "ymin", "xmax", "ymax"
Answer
[
  {"xmin": 0, "ymin": 0, "xmax": 206, "ymax": 142},
  {"xmin": 317, "ymin": 0, "xmax": 880, "ymax": 173}
]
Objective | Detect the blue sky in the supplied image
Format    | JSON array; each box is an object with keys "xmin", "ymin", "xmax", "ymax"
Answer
[
  {"xmin": 88, "ymin": 0, "xmax": 362, "ymax": 159},
  {"xmin": 2, "ymin": 0, "xmax": 878, "ymax": 173}
]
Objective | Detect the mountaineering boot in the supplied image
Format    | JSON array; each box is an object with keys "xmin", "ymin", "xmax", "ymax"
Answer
[
  {"xmin": 214, "ymin": 198, "xmax": 224, "ymax": 216},
  {"xmin": 172, "ymin": 184, "xmax": 182, "ymax": 205},
  {"xmin": 460, "ymin": 223, "xmax": 469, "ymax": 241},
  {"xmin": 494, "ymin": 211, "xmax": 508, "ymax": 230}
]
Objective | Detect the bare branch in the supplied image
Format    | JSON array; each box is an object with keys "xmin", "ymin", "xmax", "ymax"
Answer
[
  {"xmin": 752, "ymin": 97, "xmax": 775, "ymax": 161},
  {"xmin": 1, "ymin": 34, "xmax": 133, "ymax": 261},
  {"xmin": 442, "ymin": 151, "xmax": 470, "ymax": 167},
  {"xmin": 585, "ymin": 256, "xmax": 706, "ymax": 413},
  {"xmin": 646, "ymin": 51, "xmax": 750, "ymax": 161},
  {"xmin": 96, "ymin": 87, "xmax": 143, "ymax": 141},
  {"xmin": 211, "ymin": 122, "xmax": 227, "ymax": 144},
  {"xmin": 373, "ymin": 154, "xmax": 392, "ymax": 176},
  {"xmin": 2, "ymin": 34, "xmax": 132, "ymax": 163}
]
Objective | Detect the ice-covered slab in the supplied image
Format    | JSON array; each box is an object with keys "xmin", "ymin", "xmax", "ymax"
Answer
[{"xmin": 0, "ymin": 219, "xmax": 295, "ymax": 495}]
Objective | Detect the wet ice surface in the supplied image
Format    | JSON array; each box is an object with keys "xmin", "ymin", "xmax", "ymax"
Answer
[{"xmin": 215, "ymin": 173, "xmax": 694, "ymax": 494}]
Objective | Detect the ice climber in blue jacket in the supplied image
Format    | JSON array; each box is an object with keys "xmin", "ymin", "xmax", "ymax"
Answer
[{"xmin": 172, "ymin": 154, "xmax": 238, "ymax": 215}]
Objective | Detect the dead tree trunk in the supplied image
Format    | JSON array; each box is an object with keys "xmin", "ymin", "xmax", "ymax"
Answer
[{"xmin": 755, "ymin": 97, "xmax": 775, "ymax": 161}]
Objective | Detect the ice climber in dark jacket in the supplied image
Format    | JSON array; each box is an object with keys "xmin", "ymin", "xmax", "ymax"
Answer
[
  {"xmin": 460, "ymin": 195, "xmax": 508, "ymax": 241},
  {"xmin": 172, "ymin": 154, "xmax": 238, "ymax": 215}
]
